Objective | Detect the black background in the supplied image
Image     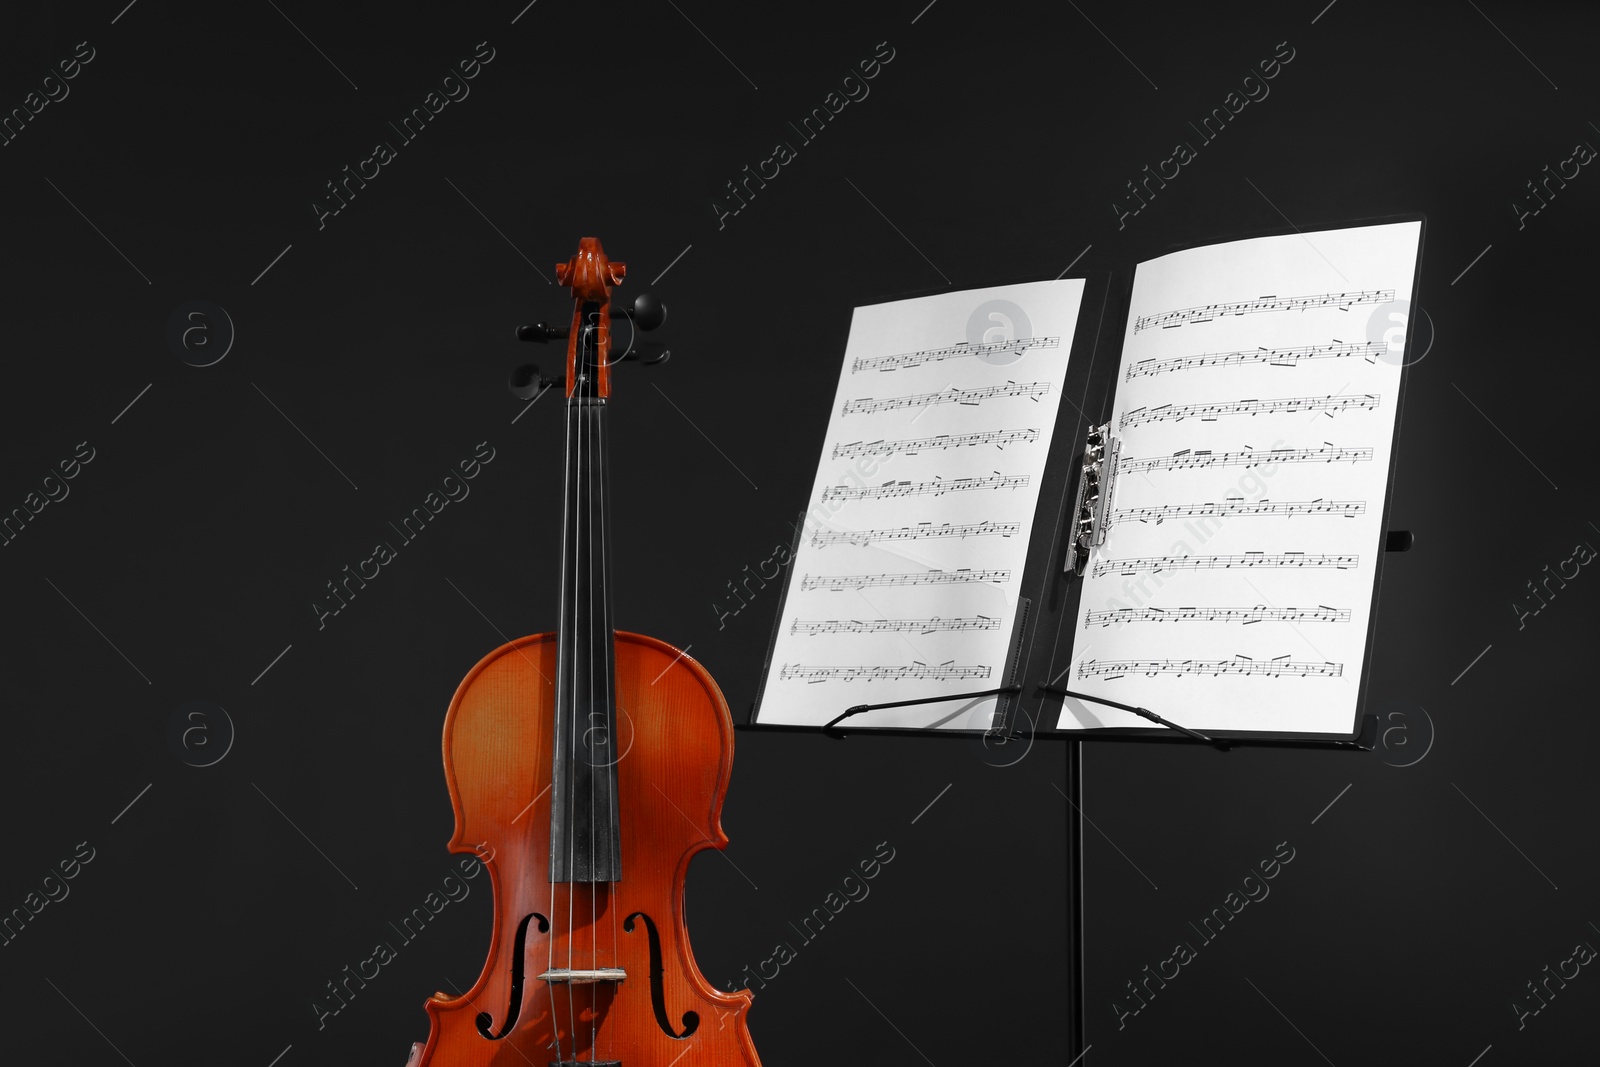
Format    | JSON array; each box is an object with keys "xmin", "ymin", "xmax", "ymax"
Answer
[{"xmin": 1, "ymin": 2, "xmax": 1595, "ymax": 1064}]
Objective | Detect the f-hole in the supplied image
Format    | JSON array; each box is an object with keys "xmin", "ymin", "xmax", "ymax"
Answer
[
  {"xmin": 624, "ymin": 911, "xmax": 700, "ymax": 1039},
  {"xmin": 475, "ymin": 911, "xmax": 549, "ymax": 1040}
]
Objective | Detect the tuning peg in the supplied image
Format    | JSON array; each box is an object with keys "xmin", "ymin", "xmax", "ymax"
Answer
[
  {"xmin": 516, "ymin": 322, "xmax": 568, "ymax": 343},
  {"xmin": 508, "ymin": 363, "xmax": 562, "ymax": 399},
  {"xmin": 609, "ymin": 292, "xmax": 666, "ymax": 331},
  {"xmin": 626, "ymin": 341, "xmax": 671, "ymax": 365}
]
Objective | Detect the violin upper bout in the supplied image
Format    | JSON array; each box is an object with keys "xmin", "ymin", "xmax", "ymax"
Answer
[
  {"xmin": 612, "ymin": 631, "xmax": 736, "ymax": 846},
  {"xmin": 439, "ymin": 632, "xmax": 558, "ymax": 864}
]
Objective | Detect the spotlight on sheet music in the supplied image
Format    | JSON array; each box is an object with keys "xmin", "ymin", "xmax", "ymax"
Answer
[
  {"xmin": 1365, "ymin": 297, "xmax": 1433, "ymax": 367},
  {"xmin": 965, "ymin": 299, "xmax": 1037, "ymax": 367},
  {"xmin": 1372, "ymin": 699, "xmax": 1434, "ymax": 768}
]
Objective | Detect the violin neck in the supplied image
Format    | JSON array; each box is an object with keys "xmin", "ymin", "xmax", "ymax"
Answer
[{"xmin": 549, "ymin": 314, "xmax": 623, "ymax": 883}]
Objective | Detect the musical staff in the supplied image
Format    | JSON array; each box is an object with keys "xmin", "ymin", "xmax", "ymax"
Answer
[
  {"xmin": 1051, "ymin": 220, "xmax": 1424, "ymax": 739},
  {"xmin": 1091, "ymin": 552, "xmax": 1356, "ymax": 577},
  {"xmin": 831, "ymin": 427, "xmax": 1041, "ymax": 459},
  {"xmin": 1125, "ymin": 340, "xmax": 1387, "ymax": 380},
  {"xmin": 800, "ymin": 568, "xmax": 1012, "ymax": 591},
  {"xmin": 842, "ymin": 380, "xmax": 1050, "ymax": 416},
  {"xmin": 755, "ymin": 273, "xmax": 1087, "ymax": 729},
  {"xmin": 1133, "ymin": 289, "xmax": 1394, "ymax": 333},
  {"xmin": 811, "ymin": 520, "xmax": 1020, "ymax": 548},
  {"xmin": 1119, "ymin": 445, "xmax": 1372, "ymax": 474},
  {"xmin": 1111, "ymin": 499, "xmax": 1365, "ymax": 525},
  {"xmin": 779, "ymin": 663, "xmax": 992, "ymax": 683},
  {"xmin": 1085, "ymin": 605, "xmax": 1350, "ymax": 627},
  {"xmin": 821, "ymin": 473, "xmax": 1030, "ymax": 503},
  {"xmin": 852, "ymin": 336, "xmax": 1060, "ymax": 373},
  {"xmin": 1119, "ymin": 393, "xmax": 1378, "ymax": 429},
  {"xmin": 791, "ymin": 616, "xmax": 1001, "ymax": 635},
  {"xmin": 1076, "ymin": 657, "xmax": 1344, "ymax": 679}
]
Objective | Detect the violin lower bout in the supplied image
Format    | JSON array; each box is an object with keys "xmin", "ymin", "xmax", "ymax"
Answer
[{"xmin": 408, "ymin": 630, "xmax": 759, "ymax": 1067}]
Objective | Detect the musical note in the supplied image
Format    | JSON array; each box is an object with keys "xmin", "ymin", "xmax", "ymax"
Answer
[
  {"xmin": 1085, "ymin": 605, "xmax": 1350, "ymax": 627},
  {"xmin": 791, "ymin": 616, "xmax": 1001, "ymax": 635},
  {"xmin": 821, "ymin": 473, "xmax": 1030, "ymax": 503},
  {"xmin": 754, "ymin": 272, "xmax": 1087, "ymax": 729},
  {"xmin": 842, "ymin": 380, "xmax": 1050, "ymax": 416},
  {"xmin": 852, "ymin": 336, "xmax": 1060, "ymax": 373},
  {"xmin": 1111, "ymin": 499, "xmax": 1365, "ymax": 525},
  {"xmin": 1076, "ymin": 657, "xmax": 1344, "ymax": 679},
  {"xmin": 1125, "ymin": 340, "xmax": 1388, "ymax": 379},
  {"xmin": 1119, "ymin": 445, "xmax": 1372, "ymax": 474},
  {"xmin": 1091, "ymin": 552, "xmax": 1356, "ymax": 577},
  {"xmin": 1053, "ymin": 220, "xmax": 1424, "ymax": 740},
  {"xmin": 1133, "ymin": 289, "xmax": 1395, "ymax": 333},
  {"xmin": 811, "ymin": 520, "xmax": 1021, "ymax": 548},
  {"xmin": 1119, "ymin": 393, "xmax": 1378, "ymax": 430},
  {"xmin": 779, "ymin": 663, "xmax": 992, "ymax": 682},
  {"xmin": 800, "ymin": 568, "xmax": 1012, "ymax": 591},
  {"xmin": 830, "ymin": 427, "xmax": 1041, "ymax": 459}
]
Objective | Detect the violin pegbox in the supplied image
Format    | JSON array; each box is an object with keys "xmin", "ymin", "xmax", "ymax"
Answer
[
  {"xmin": 558, "ymin": 237, "xmax": 627, "ymax": 398},
  {"xmin": 513, "ymin": 240, "xmax": 668, "ymax": 404}
]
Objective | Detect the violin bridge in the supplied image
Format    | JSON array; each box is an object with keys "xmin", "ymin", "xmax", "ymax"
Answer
[{"xmin": 536, "ymin": 967, "xmax": 627, "ymax": 984}]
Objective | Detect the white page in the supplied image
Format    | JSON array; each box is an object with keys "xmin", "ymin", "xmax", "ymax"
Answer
[
  {"xmin": 1059, "ymin": 221, "xmax": 1421, "ymax": 736},
  {"xmin": 757, "ymin": 279, "xmax": 1085, "ymax": 729}
]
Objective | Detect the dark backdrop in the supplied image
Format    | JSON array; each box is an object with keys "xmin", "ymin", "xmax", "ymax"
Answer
[{"xmin": 1, "ymin": 2, "xmax": 1594, "ymax": 1064}]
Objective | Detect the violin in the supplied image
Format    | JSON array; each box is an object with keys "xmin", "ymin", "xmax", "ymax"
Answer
[{"xmin": 405, "ymin": 238, "xmax": 760, "ymax": 1067}]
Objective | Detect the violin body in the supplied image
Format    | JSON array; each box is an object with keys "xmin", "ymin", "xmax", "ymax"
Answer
[
  {"xmin": 404, "ymin": 238, "xmax": 759, "ymax": 1066},
  {"xmin": 406, "ymin": 630, "xmax": 757, "ymax": 1066}
]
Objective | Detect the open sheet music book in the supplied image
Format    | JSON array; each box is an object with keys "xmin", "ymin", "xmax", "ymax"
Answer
[{"xmin": 751, "ymin": 218, "xmax": 1423, "ymax": 740}]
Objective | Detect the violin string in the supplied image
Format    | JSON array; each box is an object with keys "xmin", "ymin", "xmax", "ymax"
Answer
[
  {"xmin": 573, "ymin": 379, "xmax": 583, "ymax": 1063},
  {"xmin": 601, "ymin": 348, "xmax": 614, "ymax": 1063},
  {"xmin": 548, "ymin": 362, "xmax": 572, "ymax": 1066},
  {"xmin": 602, "ymin": 304, "xmax": 633, "ymax": 1062},
  {"xmin": 587, "ymin": 317, "xmax": 600, "ymax": 1062},
  {"xmin": 601, "ymin": 310, "xmax": 619, "ymax": 1061},
  {"xmin": 601, "ymin": 313, "xmax": 621, "ymax": 1065},
  {"xmin": 567, "ymin": 317, "xmax": 584, "ymax": 1062}
]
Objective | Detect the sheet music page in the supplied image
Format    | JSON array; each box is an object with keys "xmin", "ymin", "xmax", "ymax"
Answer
[
  {"xmin": 756, "ymin": 279, "xmax": 1085, "ymax": 729},
  {"xmin": 1060, "ymin": 221, "xmax": 1421, "ymax": 735}
]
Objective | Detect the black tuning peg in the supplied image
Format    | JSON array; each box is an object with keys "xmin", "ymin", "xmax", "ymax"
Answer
[
  {"xmin": 512, "ymin": 292, "xmax": 669, "ymax": 382},
  {"xmin": 625, "ymin": 341, "xmax": 671, "ymax": 365},
  {"xmin": 508, "ymin": 363, "xmax": 563, "ymax": 400},
  {"xmin": 612, "ymin": 292, "xmax": 666, "ymax": 331},
  {"xmin": 516, "ymin": 322, "xmax": 568, "ymax": 343}
]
